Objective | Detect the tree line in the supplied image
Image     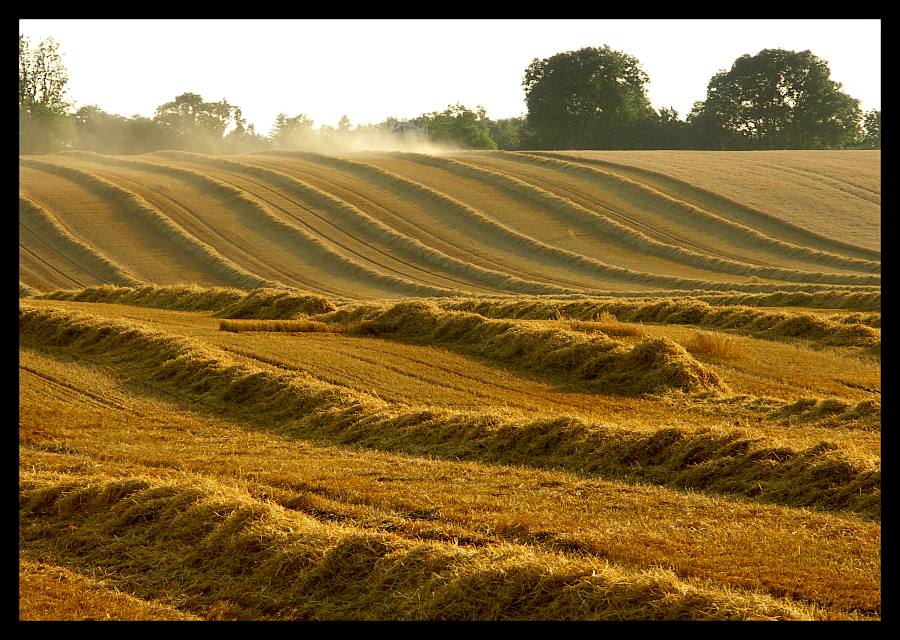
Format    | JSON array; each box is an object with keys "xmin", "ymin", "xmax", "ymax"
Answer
[{"xmin": 19, "ymin": 36, "xmax": 880, "ymax": 154}]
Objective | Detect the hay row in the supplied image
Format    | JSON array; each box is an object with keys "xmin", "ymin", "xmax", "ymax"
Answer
[
  {"xmin": 18, "ymin": 305, "xmax": 879, "ymax": 518},
  {"xmin": 35, "ymin": 285, "xmax": 336, "ymax": 319},
  {"xmin": 289, "ymin": 152, "xmax": 873, "ymax": 295},
  {"xmin": 64, "ymin": 151, "xmax": 455, "ymax": 299},
  {"xmin": 20, "ymin": 282, "xmax": 38, "ymax": 298},
  {"xmin": 691, "ymin": 290, "xmax": 880, "ymax": 312},
  {"xmin": 395, "ymin": 152, "xmax": 878, "ymax": 286},
  {"xmin": 320, "ymin": 300, "xmax": 724, "ymax": 394},
  {"xmin": 21, "ymin": 158, "xmax": 279, "ymax": 290},
  {"xmin": 19, "ymin": 195, "xmax": 143, "ymax": 288},
  {"xmin": 219, "ymin": 319, "xmax": 337, "ymax": 333},
  {"xmin": 525, "ymin": 151, "xmax": 882, "ymax": 262},
  {"xmin": 504, "ymin": 151, "xmax": 880, "ymax": 273},
  {"xmin": 438, "ymin": 297, "xmax": 881, "ymax": 348},
  {"xmin": 19, "ymin": 474, "xmax": 818, "ymax": 620},
  {"xmin": 212, "ymin": 156, "xmax": 575, "ymax": 296}
]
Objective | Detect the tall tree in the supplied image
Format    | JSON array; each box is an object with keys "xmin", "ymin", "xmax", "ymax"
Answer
[
  {"xmin": 689, "ymin": 49, "xmax": 861, "ymax": 149},
  {"xmin": 522, "ymin": 46, "xmax": 656, "ymax": 149},
  {"xmin": 19, "ymin": 35, "xmax": 74, "ymax": 153}
]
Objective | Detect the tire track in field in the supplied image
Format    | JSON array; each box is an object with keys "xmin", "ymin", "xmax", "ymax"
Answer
[
  {"xmin": 527, "ymin": 151, "xmax": 881, "ymax": 261},
  {"xmin": 293, "ymin": 152, "xmax": 759, "ymax": 293},
  {"xmin": 470, "ymin": 156, "xmax": 782, "ymax": 268},
  {"xmin": 193, "ymin": 155, "xmax": 571, "ymax": 296},
  {"xmin": 211, "ymin": 169, "xmax": 464, "ymax": 294},
  {"xmin": 152, "ymin": 151, "xmax": 458, "ymax": 298},
  {"xmin": 215, "ymin": 334, "xmax": 614, "ymax": 414},
  {"xmin": 278, "ymin": 151, "xmax": 626, "ymax": 292},
  {"xmin": 56, "ymin": 153, "xmax": 374, "ymax": 300},
  {"xmin": 18, "ymin": 242, "xmax": 88, "ymax": 289},
  {"xmin": 19, "ymin": 363, "xmax": 136, "ymax": 415},
  {"xmin": 19, "ymin": 194, "xmax": 143, "ymax": 288},
  {"xmin": 21, "ymin": 159, "xmax": 273, "ymax": 290},
  {"xmin": 405, "ymin": 153, "xmax": 878, "ymax": 286},
  {"xmin": 753, "ymin": 159, "xmax": 880, "ymax": 204},
  {"xmin": 240, "ymin": 155, "xmax": 569, "ymax": 296},
  {"xmin": 60, "ymin": 165, "xmax": 313, "ymax": 292},
  {"xmin": 251, "ymin": 154, "xmax": 533, "ymax": 277}
]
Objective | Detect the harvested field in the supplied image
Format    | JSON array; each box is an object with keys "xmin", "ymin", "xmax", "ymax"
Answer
[{"xmin": 19, "ymin": 150, "xmax": 880, "ymax": 620}]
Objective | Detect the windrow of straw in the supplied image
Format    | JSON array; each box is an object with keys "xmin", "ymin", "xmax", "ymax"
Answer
[
  {"xmin": 524, "ymin": 151, "xmax": 882, "ymax": 262},
  {"xmin": 219, "ymin": 319, "xmax": 337, "ymax": 333},
  {"xmin": 770, "ymin": 397, "xmax": 881, "ymax": 429},
  {"xmin": 502, "ymin": 151, "xmax": 881, "ymax": 273},
  {"xmin": 19, "ymin": 474, "xmax": 819, "ymax": 621},
  {"xmin": 439, "ymin": 297, "xmax": 880, "ymax": 348},
  {"xmin": 36, "ymin": 284, "xmax": 247, "ymax": 312},
  {"xmin": 693, "ymin": 290, "xmax": 880, "ymax": 312},
  {"xmin": 209, "ymin": 156, "xmax": 574, "ymax": 296},
  {"xmin": 34, "ymin": 285, "xmax": 337, "ymax": 319},
  {"xmin": 20, "ymin": 282, "xmax": 38, "ymax": 298},
  {"xmin": 19, "ymin": 305, "xmax": 879, "ymax": 517},
  {"xmin": 64, "ymin": 151, "xmax": 456, "ymax": 298},
  {"xmin": 19, "ymin": 195, "xmax": 142, "ymax": 288},
  {"xmin": 322, "ymin": 300, "xmax": 724, "ymax": 394},
  {"xmin": 21, "ymin": 158, "xmax": 278, "ymax": 290},
  {"xmin": 393, "ymin": 153, "xmax": 879, "ymax": 286},
  {"xmin": 213, "ymin": 288, "xmax": 337, "ymax": 319},
  {"xmin": 292, "ymin": 152, "xmax": 869, "ymax": 296}
]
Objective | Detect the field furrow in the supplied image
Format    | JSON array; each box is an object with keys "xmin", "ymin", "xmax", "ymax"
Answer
[
  {"xmin": 539, "ymin": 151, "xmax": 880, "ymax": 256},
  {"xmin": 495, "ymin": 151, "xmax": 880, "ymax": 274},
  {"xmin": 399, "ymin": 152, "xmax": 877, "ymax": 286},
  {"xmin": 19, "ymin": 163, "xmax": 254, "ymax": 289}
]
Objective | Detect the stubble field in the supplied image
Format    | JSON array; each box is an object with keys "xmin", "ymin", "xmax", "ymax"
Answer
[{"xmin": 19, "ymin": 150, "xmax": 880, "ymax": 620}]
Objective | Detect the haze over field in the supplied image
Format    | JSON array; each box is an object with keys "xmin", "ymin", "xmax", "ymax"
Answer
[{"xmin": 18, "ymin": 19, "xmax": 881, "ymax": 133}]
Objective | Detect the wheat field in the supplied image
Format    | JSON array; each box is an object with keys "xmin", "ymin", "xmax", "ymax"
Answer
[{"xmin": 19, "ymin": 150, "xmax": 880, "ymax": 620}]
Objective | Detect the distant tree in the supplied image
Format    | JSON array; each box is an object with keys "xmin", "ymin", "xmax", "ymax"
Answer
[
  {"xmin": 153, "ymin": 92, "xmax": 246, "ymax": 152},
  {"xmin": 418, "ymin": 104, "xmax": 497, "ymax": 149},
  {"xmin": 338, "ymin": 115, "xmax": 352, "ymax": 132},
  {"xmin": 487, "ymin": 116, "xmax": 528, "ymax": 150},
  {"xmin": 862, "ymin": 109, "xmax": 880, "ymax": 149},
  {"xmin": 689, "ymin": 49, "xmax": 862, "ymax": 149},
  {"xmin": 19, "ymin": 35, "xmax": 74, "ymax": 154},
  {"xmin": 269, "ymin": 112, "xmax": 315, "ymax": 149},
  {"xmin": 522, "ymin": 46, "xmax": 656, "ymax": 149}
]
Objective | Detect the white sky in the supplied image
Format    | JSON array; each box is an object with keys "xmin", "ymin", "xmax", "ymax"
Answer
[{"xmin": 19, "ymin": 19, "xmax": 881, "ymax": 134}]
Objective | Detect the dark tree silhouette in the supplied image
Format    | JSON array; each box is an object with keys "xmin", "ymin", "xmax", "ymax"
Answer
[
  {"xmin": 689, "ymin": 49, "xmax": 861, "ymax": 149},
  {"xmin": 522, "ymin": 46, "xmax": 655, "ymax": 149}
]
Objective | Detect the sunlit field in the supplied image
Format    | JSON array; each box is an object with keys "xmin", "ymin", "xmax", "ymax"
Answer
[{"xmin": 19, "ymin": 150, "xmax": 880, "ymax": 620}]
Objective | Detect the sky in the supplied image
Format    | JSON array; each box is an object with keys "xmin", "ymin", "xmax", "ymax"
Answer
[{"xmin": 19, "ymin": 19, "xmax": 881, "ymax": 134}]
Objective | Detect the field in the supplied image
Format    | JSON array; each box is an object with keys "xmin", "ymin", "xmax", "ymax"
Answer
[{"xmin": 19, "ymin": 150, "xmax": 880, "ymax": 620}]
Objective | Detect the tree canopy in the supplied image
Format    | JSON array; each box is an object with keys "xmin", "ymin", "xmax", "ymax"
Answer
[
  {"xmin": 417, "ymin": 104, "xmax": 497, "ymax": 149},
  {"xmin": 19, "ymin": 35, "xmax": 74, "ymax": 154},
  {"xmin": 689, "ymin": 49, "xmax": 862, "ymax": 150},
  {"xmin": 522, "ymin": 46, "xmax": 655, "ymax": 149}
]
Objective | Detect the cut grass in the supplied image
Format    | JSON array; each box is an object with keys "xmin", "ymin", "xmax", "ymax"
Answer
[{"xmin": 681, "ymin": 331, "xmax": 744, "ymax": 360}]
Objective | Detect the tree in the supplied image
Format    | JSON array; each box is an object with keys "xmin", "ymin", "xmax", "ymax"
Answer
[
  {"xmin": 487, "ymin": 116, "xmax": 528, "ymax": 150},
  {"xmin": 689, "ymin": 49, "xmax": 861, "ymax": 149},
  {"xmin": 269, "ymin": 112, "xmax": 315, "ymax": 149},
  {"xmin": 19, "ymin": 35, "xmax": 74, "ymax": 154},
  {"xmin": 417, "ymin": 104, "xmax": 497, "ymax": 149},
  {"xmin": 522, "ymin": 46, "xmax": 656, "ymax": 149},
  {"xmin": 862, "ymin": 110, "xmax": 880, "ymax": 149},
  {"xmin": 153, "ymin": 92, "xmax": 246, "ymax": 152}
]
